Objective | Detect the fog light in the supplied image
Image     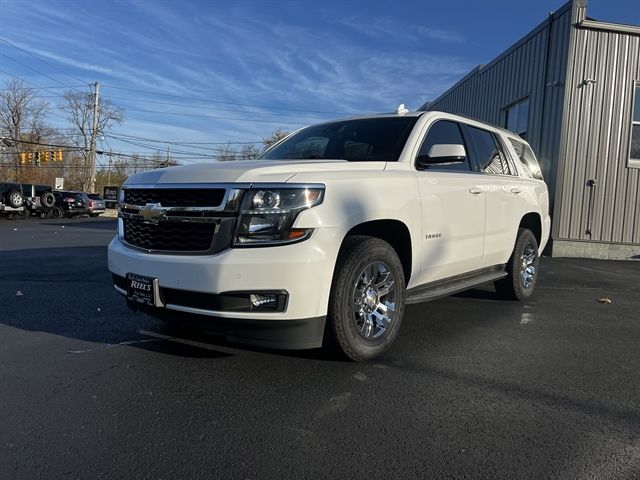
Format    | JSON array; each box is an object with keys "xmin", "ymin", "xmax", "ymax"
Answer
[{"xmin": 250, "ymin": 294, "xmax": 277, "ymax": 308}]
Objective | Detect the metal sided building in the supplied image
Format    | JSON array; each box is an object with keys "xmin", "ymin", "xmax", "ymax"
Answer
[{"xmin": 421, "ymin": 0, "xmax": 640, "ymax": 260}]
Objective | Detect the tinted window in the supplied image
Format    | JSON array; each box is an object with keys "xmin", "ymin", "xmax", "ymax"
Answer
[
  {"xmin": 88, "ymin": 194, "xmax": 103, "ymax": 200},
  {"xmin": 632, "ymin": 85, "xmax": 640, "ymax": 163},
  {"xmin": 465, "ymin": 126, "xmax": 511, "ymax": 175},
  {"xmin": 261, "ymin": 117, "xmax": 418, "ymax": 162},
  {"xmin": 631, "ymin": 125, "xmax": 640, "ymax": 161},
  {"xmin": 505, "ymin": 98, "xmax": 529, "ymax": 140},
  {"xmin": 416, "ymin": 120, "xmax": 471, "ymax": 172},
  {"xmin": 509, "ymin": 139, "xmax": 544, "ymax": 180}
]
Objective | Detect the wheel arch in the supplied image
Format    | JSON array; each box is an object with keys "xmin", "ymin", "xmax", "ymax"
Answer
[
  {"xmin": 519, "ymin": 212, "xmax": 542, "ymax": 247},
  {"xmin": 341, "ymin": 219, "xmax": 413, "ymax": 284}
]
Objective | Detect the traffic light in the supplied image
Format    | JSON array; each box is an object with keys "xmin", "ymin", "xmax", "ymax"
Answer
[
  {"xmin": 35, "ymin": 151, "xmax": 40, "ymax": 166},
  {"xmin": 20, "ymin": 152, "xmax": 27, "ymax": 164},
  {"xmin": 41, "ymin": 150, "xmax": 50, "ymax": 164},
  {"xmin": 55, "ymin": 149, "xmax": 63, "ymax": 162},
  {"xmin": 28, "ymin": 152, "xmax": 34, "ymax": 163}
]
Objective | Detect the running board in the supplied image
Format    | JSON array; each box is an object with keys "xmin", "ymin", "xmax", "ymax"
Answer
[{"xmin": 405, "ymin": 266, "xmax": 507, "ymax": 305}]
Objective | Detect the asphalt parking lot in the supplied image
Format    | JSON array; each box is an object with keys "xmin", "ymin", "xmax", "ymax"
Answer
[{"xmin": 1, "ymin": 217, "xmax": 639, "ymax": 479}]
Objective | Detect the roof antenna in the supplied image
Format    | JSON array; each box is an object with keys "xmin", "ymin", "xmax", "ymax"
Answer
[{"xmin": 396, "ymin": 104, "xmax": 409, "ymax": 115}]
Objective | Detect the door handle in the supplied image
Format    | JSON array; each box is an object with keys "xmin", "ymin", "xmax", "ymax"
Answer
[
  {"xmin": 468, "ymin": 188, "xmax": 482, "ymax": 195},
  {"xmin": 511, "ymin": 188, "xmax": 522, "ymax": 194}
]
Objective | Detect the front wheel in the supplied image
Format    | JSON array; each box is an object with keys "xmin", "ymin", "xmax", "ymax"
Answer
[
  {"xmin": 495, "ymin": 228, "xmax": 539, "ymax": 301},
  {"xmin": 327, "ymin": 236, "xmax": 406, "ymax": 361}
]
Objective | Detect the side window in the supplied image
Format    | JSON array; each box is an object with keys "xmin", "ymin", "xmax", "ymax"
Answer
[
  {"xmin": 505, "ymin": 98, "xmax": 529, "ymax": 140},
  {"xmin": 630, "ymin": 82, "xmax": 640, "ymax": 167},
  {"xmin": 464, "ymin": 125, "xmax": 511, "ymax": 175},
  {"xmin": 416, "ymin": 120, "xmax": 471, "ymax": 172},
  {"xmin": 509, "ymin": 139, "xmax": 544, "ymax": 180}
]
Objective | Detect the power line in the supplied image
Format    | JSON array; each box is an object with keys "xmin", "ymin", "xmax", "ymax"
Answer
[
  {"xmin": 119, "ymin": 106, "xmax": 310, "ymax": 125},
  {"xmin": 3, "ymin": 137, "xmax": 83, "ymax": 150},
  {"xmin": 108, "ymin": 132, "xmax": 263, "ymax": 145},
  {"xmin": 105, "ymin": 134, "xmax": 219, "ymax": 158},
  {"xmin": 110, "ymin": 133, "xmax": 263, "ymax": 145},
  {"xmin": 0, "ymin": 37, "xmax": 90, "ymax": 86},
  {"xmin": 97, "ymin": 94, "xmax": 335, "ymax": 119},
  {"xmin": 101, "ymin": 84, "xmax": 351, "ymax": 115},
  {"xmin": 0, "ymin": 51, "xmax": 85, "ymax": 94},
  {"xmin": 0, "ymin": 85, "xmax": 87, "ymax": 91},
  {"xmin": 0, "ymin": 68, "xmax": 73, "ymax": 101}
]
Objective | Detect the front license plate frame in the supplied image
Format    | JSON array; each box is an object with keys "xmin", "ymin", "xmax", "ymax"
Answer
[{"xmin": 126, "ymin": 273, "xmax": 163, "ymax": 307}]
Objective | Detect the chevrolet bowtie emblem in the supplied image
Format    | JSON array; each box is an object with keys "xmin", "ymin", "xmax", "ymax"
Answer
[{"xmin": 140, "ymin": 203, "xmax": 167, "ymax": 224}]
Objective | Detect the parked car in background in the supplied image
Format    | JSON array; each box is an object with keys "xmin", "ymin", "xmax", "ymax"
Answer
[
  {"xmin": 77, "ymin": 192, "xmax": 106, "ymax": 217},
  {"xmin": 21, "ymin": 184, "xmax": 56, "ymax": 218},
  {"xmin": 52, "ymin": 191, "xmax": 88, "ymax": 218},
  {"xmin": 0, "ymin": 181, "xmax": 27, "ymax": 219}
]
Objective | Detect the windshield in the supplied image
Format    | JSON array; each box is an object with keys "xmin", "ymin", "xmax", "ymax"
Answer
[{"xmin": 260, "ymin": 117, "xmax": 419, "ymax": 162}]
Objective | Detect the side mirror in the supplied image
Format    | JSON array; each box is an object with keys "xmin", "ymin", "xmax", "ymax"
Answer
[{"xmin": 416, "ymin": 144, "xmax": 467, "ymax": 169}]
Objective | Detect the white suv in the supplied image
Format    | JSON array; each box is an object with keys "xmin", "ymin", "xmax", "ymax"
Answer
[{"xmin": 108, "ymin": 109, "xmax": 550, "ymax": 361}]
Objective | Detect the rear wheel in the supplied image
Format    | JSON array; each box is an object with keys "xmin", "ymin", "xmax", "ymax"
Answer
[
  {"xmin": 495, "ymin": 228, "xmax": 539, "ymax": 301},
  {"xmin": 327, "ymin": 236, "xmax": 406, "ymax": 361}
]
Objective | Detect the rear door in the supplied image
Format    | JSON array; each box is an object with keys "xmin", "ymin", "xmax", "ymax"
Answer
[
  {"xmin": 461, "ymin": 125, "xmax": 526, "ymax": 267},
  {"xmin": 414, "ymin": 120, "xmax": 485, "ymax": 284}
]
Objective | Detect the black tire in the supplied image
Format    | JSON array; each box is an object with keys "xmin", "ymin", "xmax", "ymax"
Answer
[
  {"xmin": 495, "ymin": 228, "xmax": 539, "ymax": 301},
  {"xmin": 6, "ymin": 190, "xmax": 24, "ymax": 208},
  {"xmin": 327, "ymin": 236, "xmax": 406, "ymax": 361},
  {"xmin": 40, "ymin": 192, "xmax": 55, "ymax": 209},
  {"xmin": 39, "ymin": 210, "xmax": 51, "ymax": 219},
  {"xmin": 51, "ymin": 206, "xmax": 64, "ymax": 219}
]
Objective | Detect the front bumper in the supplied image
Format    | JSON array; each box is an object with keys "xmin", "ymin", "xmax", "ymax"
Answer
[{"xmin": 108, "ymin": 228, "xmax": 341, "ymax": 345}]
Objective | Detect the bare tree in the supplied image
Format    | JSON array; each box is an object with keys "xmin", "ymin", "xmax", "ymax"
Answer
[
  {"xmin": 238, "ymin": 143, "xmax": 261, "ymax": 160},
  {"xmin": 262, "ymin": 129, "xmax": 289, "ymax": 150},
  {"xmin": 216, "ymin": 144, "xmax": 237, "ymax": 161},
  {"xmin": 62, "ymin": 90, "xmax": 123, "ymax": 191},
  {"xmin": 0, "ymin": 79, "xmax": 51, "ymax": 182}
]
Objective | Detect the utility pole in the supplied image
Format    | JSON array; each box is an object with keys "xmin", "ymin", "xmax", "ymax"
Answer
[
  {"xmin": 107, "ymin": 150, "xmax": 112, "ymax": 186},
  {"xmin": 88, "ymin": 81, "xmax": 100, "ymax": 193}
]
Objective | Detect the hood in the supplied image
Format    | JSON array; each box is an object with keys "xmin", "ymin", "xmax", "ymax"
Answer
[{"xmin": 124, "ymin": 159, "xmax": 385, "ymax": 185}]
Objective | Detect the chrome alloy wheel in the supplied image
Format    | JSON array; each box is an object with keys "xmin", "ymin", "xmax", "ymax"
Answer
[
  {"xmin": 520, "ymin": 243, "xmax": 537, "ymax": 288},
  {"xmin": 352, "ymin": 261, "xmax": 397, "ymax": 340}
]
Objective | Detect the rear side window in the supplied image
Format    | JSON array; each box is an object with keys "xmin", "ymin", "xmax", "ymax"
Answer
[
  {"xmin": 88, "ymin": 194, "xmax": 103, "ymax": 200},
  {"xmin": 463, "ymin": 125, "xmax": 511, "ymax": 175},
  {"xmin": 416, "ymin": 120, "xmax": 471, "ymax": 172},
  {"xmin": 509, "ymin": 139, "xmax": 544, "ymax": 180}
]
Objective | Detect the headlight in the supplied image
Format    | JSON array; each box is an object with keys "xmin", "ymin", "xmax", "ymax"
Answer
[{"xmin": 233, "ymin": 186, "xmax": 324, "ymax": 246}]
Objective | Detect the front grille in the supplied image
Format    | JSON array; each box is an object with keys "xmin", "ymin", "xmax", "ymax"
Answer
[
  {"xmin": 123, "ymin": 218, "xmax": 216, "ymax": 251},
  {"xmin": 124, "ymin": 188, "xmax": 225, "ymax": 207}
]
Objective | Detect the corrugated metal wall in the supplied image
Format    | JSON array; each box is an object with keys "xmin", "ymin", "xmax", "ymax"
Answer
[
  {"xmin": 553, "ymin": 25, "xmax": 640, "ymax": 244},
  {"xmin": 426, "ymin": 3, "xmax": 573, "ymax": 200}
]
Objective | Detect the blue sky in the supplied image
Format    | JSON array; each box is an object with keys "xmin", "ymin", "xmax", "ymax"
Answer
[{"xmin": 1, "ymin": 0, "xmax": 639, "ymax": 161}]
